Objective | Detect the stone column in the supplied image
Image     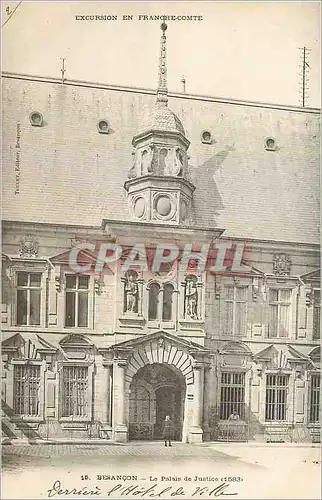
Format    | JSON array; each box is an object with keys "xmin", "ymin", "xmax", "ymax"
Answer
[
  {"xmin": 188, "ymin": 361, "xmax": 204, "ymax": 443},
  {"xmin": 113, "ymin": 359, "xmax": 128, "ymax": 443}
]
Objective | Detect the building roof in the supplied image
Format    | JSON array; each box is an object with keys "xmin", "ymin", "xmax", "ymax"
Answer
[{"xmin": 2, "ymin": 72, "xmax": 320, "ymax": 244}]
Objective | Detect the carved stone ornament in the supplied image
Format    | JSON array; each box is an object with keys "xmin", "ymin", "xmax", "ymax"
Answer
[
  {"xmin": 55, "ymin": 276, "xmax": 62, "ymax": 292},
  {"xmin": 305, "ymin": 288, "xmax": 313, "ymax": 307},
  {"xmin": 94, "ymin": 277, "xmax": 105, "ymax": 295},
  {"xmin": 273, "ymin": 253, "xmax": 292, "ymax": 276},
  {"xmin": 19, "ymin": 235, "xmax": 39, "ymax": 258}
]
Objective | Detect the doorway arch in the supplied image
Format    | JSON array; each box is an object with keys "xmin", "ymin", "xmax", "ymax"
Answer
[{"xmin": 129, "ymin": 363, "xmax": 186, "ymax": 441}]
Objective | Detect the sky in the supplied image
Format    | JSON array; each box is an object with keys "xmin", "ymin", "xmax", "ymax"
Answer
[{"xmin": 2, "ymin": 1, "xmax": 321, "ymax": 107}]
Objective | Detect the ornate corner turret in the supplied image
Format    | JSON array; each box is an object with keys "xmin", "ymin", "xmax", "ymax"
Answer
[{"xmin": 124, "ymin": 23, "xmax": 195, "ymax": 225}]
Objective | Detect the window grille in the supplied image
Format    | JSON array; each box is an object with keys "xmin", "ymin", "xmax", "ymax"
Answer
[
  {"xmin": 309, "ymin": 374, "xmax": 320, "ymax": 423},
  {"xmin": 223, "ymin": 286, "xmax": 247, "ymax": 336},
  {"xmin": 313, "ymin": 290, "xmax": 320, "ymax": 340},
  {"xmin": 65, "ymin": 275, "xmax": 89, "ymax": 327},
  {"xmin": 129, "ymin": 386, "xmax": 151, "ymax": 422},
  {"xmin": 13, "ymin": 364, "xmax": 40, "ymax": 417},
  {"xmin": 16, "ymin": 272, "xmax": 41, "ymax": 326},
  {"xmin": 62, "ymin": 366, "xmax": 89, "ymax": 418},
  {"xmin": 268, "ymin": 289, "xmax": 291, "ymax": 338},
  {"xmin": 220, "ymin": 372, "xmax": 245, "ymax": 420},
  {"xmin": 265, "ymin": 374, "xmax": 289, "ymax": 421}
]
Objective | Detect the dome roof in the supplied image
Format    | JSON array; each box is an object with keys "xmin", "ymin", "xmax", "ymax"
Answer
[{"xmin": 140, "ymin": 103, "xmax": 185, "ymax": 135}]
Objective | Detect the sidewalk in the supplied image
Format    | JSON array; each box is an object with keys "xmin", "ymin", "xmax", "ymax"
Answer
[{"xmin": 2, "ymin": 437, "xmax": 320, "ymax": 447}]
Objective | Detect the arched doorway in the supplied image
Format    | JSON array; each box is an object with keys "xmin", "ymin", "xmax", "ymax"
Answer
[{"xmin": 129, "ymin": 363, "xmax": 186, "ymax": 441}]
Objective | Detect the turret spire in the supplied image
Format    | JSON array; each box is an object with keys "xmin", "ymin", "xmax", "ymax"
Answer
[{"xmin": 157, "ymin": 22, "xmax": 168, "ymax": 106}]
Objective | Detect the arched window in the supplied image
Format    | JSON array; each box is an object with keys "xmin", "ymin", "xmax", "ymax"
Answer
[
  {"xmin": 163, "ymin": 283, "xmax": 174, "ymax": 321},
  {"xmin": 148, "ymin": 283, "xmax": 160, "ymax": 320}
]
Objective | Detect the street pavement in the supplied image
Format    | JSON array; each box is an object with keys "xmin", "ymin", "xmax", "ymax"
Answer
[{"xmin": 2, "ymin": 442, "xmax": 320, "ymax": 500}]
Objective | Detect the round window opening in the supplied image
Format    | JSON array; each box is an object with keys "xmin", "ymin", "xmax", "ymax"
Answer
[
  {"xmin": 201, "ymin": 130, "xmax": 212, "ymax": 144},
  {"xmin": 265, "ymin": 138, "xmax": 276, "ymax": 150},
  {"xmin": 98, "ymin": 120, "xmax": 110, "ymax": 134},
  {"xmin": 30, "ymin": 112, "xmax": 43, "ymax": 126}
]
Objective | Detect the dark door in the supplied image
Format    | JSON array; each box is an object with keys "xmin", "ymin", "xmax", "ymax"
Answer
[{"xmin": 155, "ymin": 385, "xmax": 182, "ymax": 440}]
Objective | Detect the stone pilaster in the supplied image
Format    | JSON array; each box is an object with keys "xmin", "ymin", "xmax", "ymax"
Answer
[
  {"xmin": 113, "ymin": 359, "xmax": 128, "ymax": 442},
  {"xmin": 188, "ymin": 361, "xmax": 204, "ymax": 443},
  {"xmin": 202, "ymin": 365, "xmax": 211, "ymax": 441}
]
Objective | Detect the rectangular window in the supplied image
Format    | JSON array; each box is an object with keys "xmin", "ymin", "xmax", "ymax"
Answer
[
  {"xmin": 16, "ymin": 272, "xmax": 41, "ymax": 326},
  {"xmin": 65, "ymin": 275, "xmax": 89, "ymax": 327},
  {"xmin": 309, "ymin": 374, "xmax": 320, "ymax": 423},
  {"xmin": 313, "ymin": 290, "xmax": 320, "ymax": 340},
  {"xmin": 61, "ymin": 366, "xmax": 89, "ymax": 418},
  {"xmin": 224, "ymin": 286, "xmax": 247, "ymax": 336},
  {"xmin": 265, "ymin": 374, "xmax": 289, "ymax": 421},
  {"xmin": 220, "ymin": 372, "xmax": 245, "ymax": 420},
  {"xmin": 268, "ymin": 289, "xmax": 291, "ymax": 338},
  {"xmin": 13, "ymin": 365, "xmax": 41, "ymax": 417}
]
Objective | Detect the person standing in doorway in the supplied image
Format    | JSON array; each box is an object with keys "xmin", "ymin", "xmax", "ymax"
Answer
[{"xmin": 162, "ymin": 415, "xmax": 174, "ymax": 447}]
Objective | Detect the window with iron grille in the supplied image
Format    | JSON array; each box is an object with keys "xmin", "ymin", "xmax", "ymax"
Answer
[
  {"xmin": 223, "ymin": 286, "xmax": 247, "ymax": 336},
  {"xmin": 61, "ymin": 366, "xmax": 89, "ymax": 418},
  {"xmin": 313, "ymin": 290, "xmax": 320, "ymax": 340},
  {"xmin": 309, "ymin": 374, "xmax": 320, "ymax": 423},
  {"xmin": 265, "ymin": 374, "xmax": 289, "ymax": 421},
  {"xmin": 268, "ymin": 289, "xmax": 291, "ymax": 338},
  {"xmin": 65, "ymin": 275, "xmax": 89, "ymax": 327},
  {"xmin": 220, "ymin": 372, "xmax": 245, "ymax": 420},
  {"xmin": 13, "ymin": 364, "xmax": 41, "ymax": 417},
  {"xmin": 16, "ymin": 272, "xmax": 42, "ymax": 326}
]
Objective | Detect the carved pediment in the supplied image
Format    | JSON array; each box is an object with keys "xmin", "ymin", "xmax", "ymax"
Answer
[
  {"xmin": 220, "ymin": 341, "xmax": 252, "ymax": 355},
  {"xmin": 309, "ymin": 346, "xmax": 320, "ymax": 368},
  {"xmin": 254, "ymin": 344, "xmax": 311, "ymax": 371},
  {"xmin": 50, "ymin": 249, "xmax": 97, "ymax": 266},
  {"xmin": 300, "ymin": 269, "xmax": 320, "ymax": 283},
  {"xmin": 60, "ymin": 334, "xmax": 92, "ymax": 347},
  {"xmin": 108, "ymin": 330, "xmax": 208, "ymax": 355},
  {"xmin": 59, "ymin": 334, "xmax": 94, "ymax": 360},
  {"xmin": 2, "ymin": 333, "xmax": 57, "ymax": 359}
]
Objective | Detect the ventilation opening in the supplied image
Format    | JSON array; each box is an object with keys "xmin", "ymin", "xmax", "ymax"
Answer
[
  {"xmin": 30, "ymin": 112, "xmax": 43, "ymax": 127},
  {"xmin": 97, "ymin": 120, "xmax": 110, "ymax": 134}
]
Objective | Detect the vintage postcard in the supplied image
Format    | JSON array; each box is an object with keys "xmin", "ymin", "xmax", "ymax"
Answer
[{"xmin": 1, "ymin": 1, "xmax": 321, "ymax": 499}]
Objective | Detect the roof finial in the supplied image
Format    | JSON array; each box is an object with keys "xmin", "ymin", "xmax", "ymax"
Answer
[{"xmin": 157, "ymin": 22, "xmax": 168, "ymax": 105}]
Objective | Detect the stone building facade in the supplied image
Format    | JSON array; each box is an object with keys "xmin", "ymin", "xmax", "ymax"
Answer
[{"xmin": 2, "ymin": 25, "xmax": 320, "ymax": 444}]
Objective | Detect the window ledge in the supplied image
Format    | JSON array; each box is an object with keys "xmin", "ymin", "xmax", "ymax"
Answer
[
  {"xmin": 179, "ymin": 319, "xmax": 205, "ymax": 330},
  {"xmin": 264, "ymin": 422, "xmax": 291, "ymax": 426},
  {"xmin": 59, "ymin": 418, "xmax": 90, "ymax": 423},
  {"xmin": 11, "ymin": 417, "xmax": 44, "ymax": 423}
]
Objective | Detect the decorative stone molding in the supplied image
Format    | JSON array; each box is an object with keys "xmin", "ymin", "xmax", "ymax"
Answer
[
  {"xmin": 305, "ymin": 287, "xmax": 313, "ymax": 307},
  {"xmin": 252, "ymin": 277, "xmax": 260, "ymax": 302},
  {"xmin": 19, "ymin": 235, "xmax": 39, "ymax": 258},
  {"xmin": 273, "ymin": 253, "xmax": 292, "ymax": 276},
  {"xmin": 94, "ymin": 276, "xmax": 105, "ymax": 295},
  {"xmin": 55, "ymin": 276, "xmax": 62, "ymax": 292}
]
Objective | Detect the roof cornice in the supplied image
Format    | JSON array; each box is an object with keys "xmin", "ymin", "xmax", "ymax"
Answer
[{"xmin": 2, "ymin": 71, "xmax": 321, "ymax": 114}]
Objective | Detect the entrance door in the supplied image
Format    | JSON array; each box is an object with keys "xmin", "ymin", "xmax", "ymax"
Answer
[
  {"xmin": 155, "ymin": 385, "xmax": 183, "ymax": 440},
  {"xmin": 129, "ymin": 363, "xmax": 185, "ymax": 441}
]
